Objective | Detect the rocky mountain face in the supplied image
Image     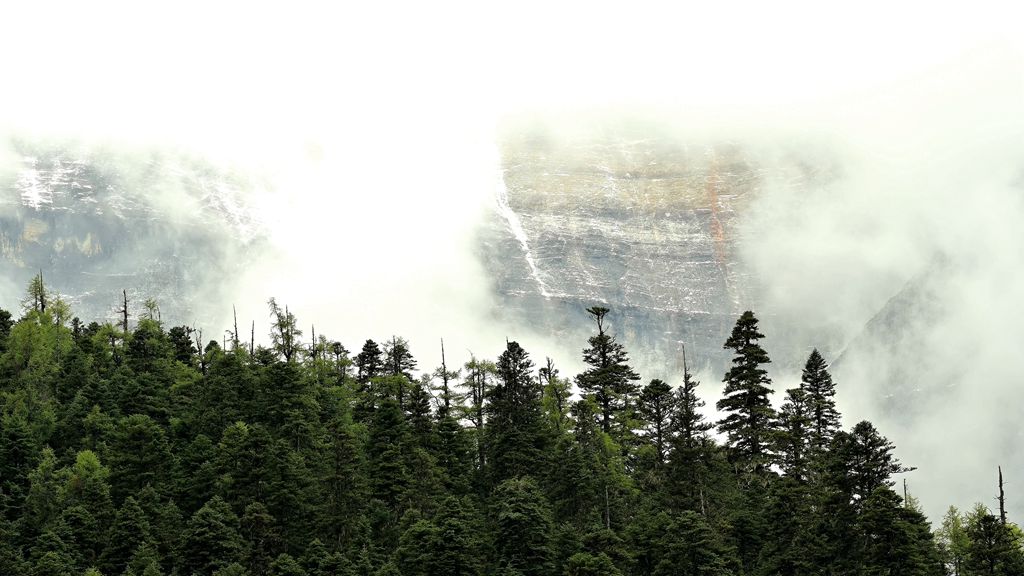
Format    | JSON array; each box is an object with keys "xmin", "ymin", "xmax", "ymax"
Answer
[
  {"xmin": 479, "ymin": 122, "xmax": 834, "ymax": 377},
  {"xmin": 0, "ymin": 140, "xmax": 266, "ymax": 327},
  {"xmin": 481, "ymin": 127, "xmax": 754, "ymax": 376}
]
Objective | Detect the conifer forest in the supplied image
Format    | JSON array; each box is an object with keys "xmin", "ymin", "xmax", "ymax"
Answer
[{"xmin": 0, "ymin": 275, "xmax": 1020, "ymax": 576}]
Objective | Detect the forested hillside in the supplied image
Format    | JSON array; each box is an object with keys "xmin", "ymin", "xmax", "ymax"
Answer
[{"xmin": 0, "ymin": 275, "xmax": 1020, "ymax": 576}]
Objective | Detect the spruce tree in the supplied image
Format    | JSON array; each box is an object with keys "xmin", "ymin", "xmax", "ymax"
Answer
[
  {"xmin": 355, "ymin": 340, "xmax": 384, "ymax": 383},
  {"xmin": 653, "ymin": 511, "xmax": 735, "ymax": 576},
  {"xmin": 487, "ymin": 341, "xmax": 546, "ymax": 485},
  {"xmin": 99, "ymin": 497, "xmax": 152, "ymax": 575},
  {"xmin": 638, "ymin": 379, "xmax": 675, "ymax": 466},
  {"xmin": 493, "ymin": 477, "xmax": 554, "ymax": 576},
  {"xmin": 776, "ymin": 383, "xmax": 811, "ymax": 479},
  {"xmin": 181, "ymin": 496, "xmax": 247, "ymax": 576},
  {"xmin": 383, "ymin": 336, "xmax": 417, "ymax": 381},
  {"xmin": 539, "ymin": 357, "xmax": 571, "ymax": 434},
  {"xmin": 716, "ymin": 310, "xmax": 776, "ymax": 474},
  {"xmin": 965, "ymin": 512, "xmax": 1024, "ymax": 575},
  {"xmin": 576, "ymin": 306, "xmax": 640, "ymax": 438},
  {"xmin": 672, "ymin": 352, "xmax": 711, "ymax": 451},
  {"xmin": 802, "ymin": 349, "xmax": 840, "ymax": 452}
]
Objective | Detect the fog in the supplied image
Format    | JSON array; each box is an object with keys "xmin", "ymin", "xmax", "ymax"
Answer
[{"xmin": 2, "ymin": 2, "xmax": 1023, "ymax": 521}]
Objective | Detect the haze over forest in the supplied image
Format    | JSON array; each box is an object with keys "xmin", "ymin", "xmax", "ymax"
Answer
[{"xmin": 2, "ymin": 0, "xmax": 1023, "ymax": 532}]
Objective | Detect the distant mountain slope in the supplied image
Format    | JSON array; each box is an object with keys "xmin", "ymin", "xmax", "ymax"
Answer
[
  {"xmin": 0, "ymin": 139, "xmax": 267, "ymax": 326},
  {"xmin": 480, "ymin": 121, "xmax": 836, "ymax": 376}
]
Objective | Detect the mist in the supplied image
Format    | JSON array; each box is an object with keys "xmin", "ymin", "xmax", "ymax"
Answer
[{"xmin": 2, "ymin": 2, "xmax": 1023, "ymax": 522}]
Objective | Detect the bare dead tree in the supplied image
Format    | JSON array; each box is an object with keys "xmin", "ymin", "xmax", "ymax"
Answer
[
  {"xmin": 233, "ymin": 305, "xmax": 240, "ymax": 351},
  {"xmin": 193, "ymin": 326, "xmax": 206, "ymax": 376},
  {"xmin": 999, "ymin": 465, "xmax": 1007, "ymax": 526},
  {"xmin": 118, "ymin": 289, "xmax": 130, "ymax": 333}
]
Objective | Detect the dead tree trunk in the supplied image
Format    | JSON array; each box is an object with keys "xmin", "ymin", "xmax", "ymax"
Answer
[
  {"xmin": 999, "ymin": 466, "xmax": 1007, "ymax": 526},
  {"xmin": 440, "ymin": 338, "xmax": 450, "ymax": 414},
  {"xmin": 233, "ymin": 305, "xmax": 240, "ymax": 350},
  {"xmin": 119, "ymin": 289, "xmax": 130, "ymax": 333}
]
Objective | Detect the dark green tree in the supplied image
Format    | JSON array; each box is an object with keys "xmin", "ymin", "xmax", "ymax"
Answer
[
  {"xmin": 99, "ymin": 496, "xmax": 152, "ymax": 575},
  {"xmin": 638, "ymin": 379, "xmax": 675, "ymax": 466},
  {"xmin": 801, "ymin": 349, "xmax": 840, "ymax": 453},
  {"xmin": 493, "ymin": 477, "xmax": 554, "ymax": 576},
  {"xmin": 107, "ymin": 414, "xmax": 172, "ymax": 501},
  {"xmin": 487, "ymin": 341, "xmax": 546, "ymax": 485},
  {"xmin": 182, "ymin": 496, "xmax": 247, "ymax": 576},
  {"xmin": 965, "ymin": 512, "xmax": 1024, "ymax": 576},
  {"xmin": 575, "ymin": 307, "xmax": 640, "ymax": 440},
  {"xmin": 716, "ymin": 311, "xmax": 775, "ymax": 474},
  {"xmin": 355, "ymin": 340, "xmax": 384, "ymax": 384},
  {"xmin": 653, "ymin": 511, "xmax": 735, "ymax": 576}
]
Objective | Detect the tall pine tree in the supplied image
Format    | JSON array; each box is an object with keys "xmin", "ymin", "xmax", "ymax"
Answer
[{"xmin": 716, "ymin": 311, "xmax": 776, "ymax": 474}]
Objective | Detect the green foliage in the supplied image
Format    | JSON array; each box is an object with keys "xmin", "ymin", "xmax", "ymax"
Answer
[
  {"xmin": 0, "ymin": 298, "xmax": 991, "ymax": 576},
  {"xmin": 716, "ymin": 311, "xmax": 775, "ymax": 474},
  {"xmin": 493, "ymin": 476, "xmax": 554, "ymax": 576},
  {"xmin": 575, "ymin": 307, "xmax": 640, "ymax": 441},
  {"xmin": 964, "ymin": 511, "xmax": 1024, "ymax": 575},
  {"xmin": 488, "ymin": 341, "xmax": 547, "ymax": 484},
  {"xmin": 801, "ymin": 349, "xmax": 840, "ymax": 453},
  {"xmin": 182, "ymin": 496, "xmax": 247, "ymax": 575}
]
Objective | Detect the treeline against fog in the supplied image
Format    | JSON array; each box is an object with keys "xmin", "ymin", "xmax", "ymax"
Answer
[{"xmin": 0, "ymin": 274, "xmax": 1020, "ymax": 576}]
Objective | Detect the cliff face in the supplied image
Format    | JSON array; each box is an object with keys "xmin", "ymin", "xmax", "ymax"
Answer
[
  {"xmin": 480, "ymin": 118, "xmax": 851, "ymax": 377},
  {"xmin": 480, "ymin": 126, "xmax": 765, "ymax": 375},
  {"xmin": 0, "ymin": 140, "xmax": 266, "ymax": 326}
]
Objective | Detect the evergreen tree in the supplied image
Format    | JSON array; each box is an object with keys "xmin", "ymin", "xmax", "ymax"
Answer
[
  {"xmin": 355, "ymin": 340, "xmax": 384, "ymax": 384},
  {"xmin": 667, "ymin": 353, "xmax": 714, "ymax": 512},
  {"xmin": 859, "ymin": 487, "xmax": 944, "ymax": 576},
  {"xmin": 493, "ymin": 477, "xmax": 554, "ymax": 576},
  {"xmin": 965, "ymin": 512, "xmax": 1024, "ymax": 575},
  {"xmin": 716, "ymin": 311, "xmax": 775, "ymax": 474},
  {"xmin": 487, "ymin": 341, "xmax": 546, "ymax": 485},
  {"xmin": 638, "ymin": 379, "xmax": 675, "ymax": 466},
  {"xmin": 539, "ymin": 358, "xmax": 571, "ymax": 434},
  {"xmin": 383, "ymin": 336, "xmax": 417, "ymax": 382},
  {"xmin": 575, "ymin": 306, "xmax": 640, "ymax": 439},
  {"xmin": 775, "ymin": 382, "xmax": 810, "ymax": 479},
  {"xmin": 431, "ymin": 497, "xmax": 483, "ymax": 576},
  {"xmin": 268, "ymin": 553, "xmax": 307, "ymax": 576},
  {"xmin": 460, "ymin": 356, "xmax": 495, "ymax": 479},
  {"xmin": 801, "ymin": 349, "xmax": 840, "ymax": 453},
  {"xmin": 107, "ymin": 414, "xmax": 172, "ymax": 501},
  {"xmin": 182, "ymin": 496, "xmax": 247, "ymax": 576},
  {"xmin": 267, "ymin": 299, "xmax": 303, "ymax": 363},
  {"xmin": 826, "ymin": 421, "xmax": 912, "ymax": 507},
  {"xmin": 653, "ymin": 511, "xmax": 735, "ymax": 576},
  {"xmin": 99, "ymin": 497, "xmax": 152, "ymax": 575}
]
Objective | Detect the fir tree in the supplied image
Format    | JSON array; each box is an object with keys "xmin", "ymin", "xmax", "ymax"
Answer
[
  {"xmin": 267, "ymin": 299, "xmax": 303, "ymax": 363},
  {"xmin": 99, "ymin": 497, "xmax": 152, "ymax": 575},
  {"xmin": 355, "ymin": 340, "xmax": 384, "ymax": 384},
  {"xmin": 493, "ymin": 477, "xmax": 554, "ymax": 576},
  {"xmin": 638, "ymin": 379, "xmax": 675, "ymax": 466},
  {"xmin": 575, "ymin": 306, "xmax": 640, "ymax": 439},
  {"xmin": 653, "ymin": 511, "xmax": 735, "ymax": 576},
  {"xmin": 716, "ymin": 311, "xmax": 775, "ymax": 474},
  {"xmin": 182, "ymin": 496, "xmax": 247, "ymax": 576},
  {"xmin": 965, "ymin": 512, "xmax": 1024, "ymax": 575},
  {"xmin": 801, "ymin": 349, "xmax": 840, "ymax": 453},
  {"xmin": 487, "ymin": 341, "xmax": 547, "ymax": 485},
  {"xmin": 775, "ymin": 382, "xmax": 811, "ymax": 479}
]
